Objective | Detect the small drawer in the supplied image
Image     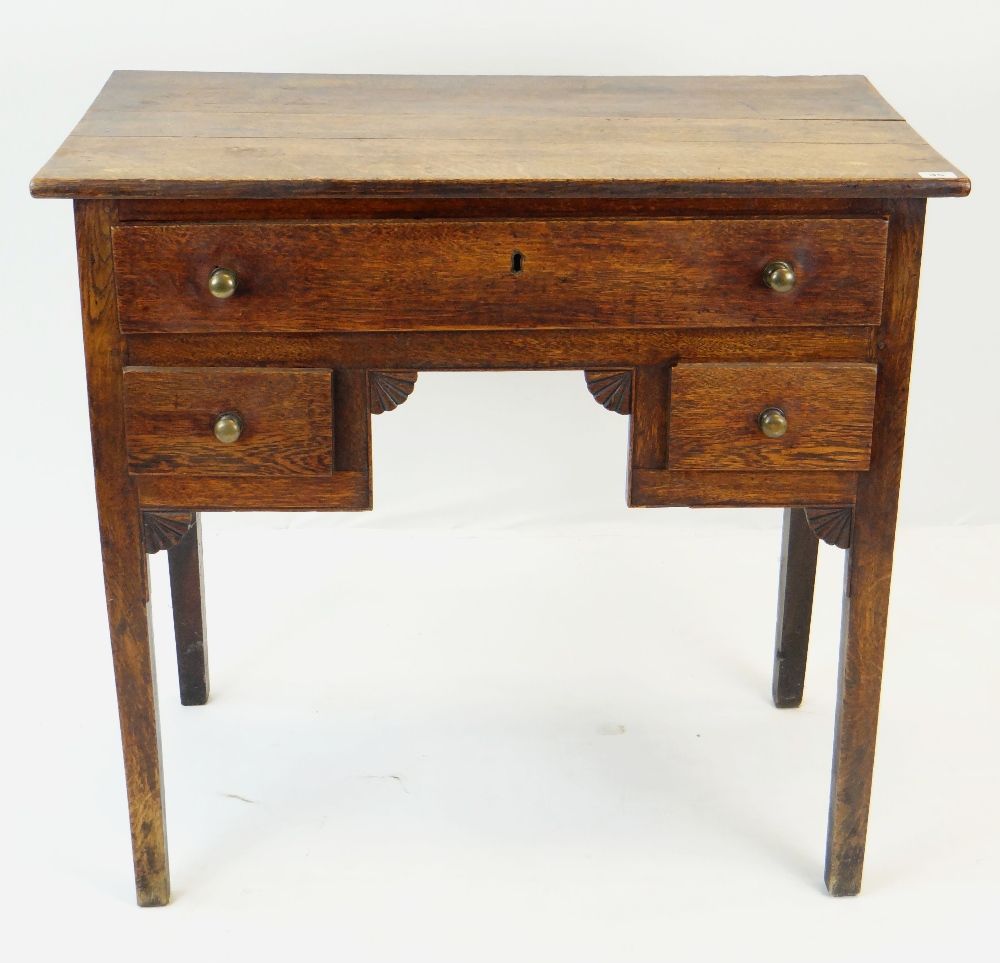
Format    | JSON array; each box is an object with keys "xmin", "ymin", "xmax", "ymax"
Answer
[
  {"xmin": 111, "ymin": 217, "xmax": 888, "ymax": 333},
  {"xmin": 667, "ymin": 363, "xmax": 878, "ymax": 471},
  {"xmin": 123, "ymin": 367, "xmax": 334, "ymax": 475}
]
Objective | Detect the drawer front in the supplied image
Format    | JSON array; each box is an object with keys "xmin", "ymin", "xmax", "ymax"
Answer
[
  {"xmin": 123, "ymin": 368, "xmax": 334, "ymax": 475},
  {"xmin": 668, "ymin": 363, "xmax": 877, "ymax": 471},
  {"xmin": 112, "ymin": 218, "xmax": 887, "ymax": 333}
]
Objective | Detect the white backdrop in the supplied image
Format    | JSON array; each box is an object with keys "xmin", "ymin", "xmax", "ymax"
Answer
[{"xmin": 1, "ymin": 2, "xmax": 998, "ymax": 960}]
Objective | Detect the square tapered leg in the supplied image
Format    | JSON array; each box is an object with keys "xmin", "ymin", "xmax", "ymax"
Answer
[
  {"xmin": 77, "ymin": 200, "xmax": 170, "ymax": 906},
  {"xmin": 773, "ymin": 508, "xmax": 820, "ymax": 708},
  {"xmin": 824, "ymin": 197, "xmax": 925, "ymax": 896},
  {"xmin": 168, "ymin": 515, "xmax": 209, "ymax": 706}
]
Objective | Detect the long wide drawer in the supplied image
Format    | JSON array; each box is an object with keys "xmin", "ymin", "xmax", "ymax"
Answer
[
  {"xmin": 667, "ymin": 362, "xmax": 878, "ymax": 471},
  {"xmin": 123, "ymin": 367, "xmax": 334, "ymax": 475},
  {"xmin": 112, "ymin": 218, "xmax": 888, "ymax": 333}
]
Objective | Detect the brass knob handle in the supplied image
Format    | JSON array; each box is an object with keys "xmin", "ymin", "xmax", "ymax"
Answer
[
  {"xmin": 208, "ymin": 267, "xmax": 238, "ymax": 299},
  {"xmin": 213, "ymin": 412, "xmax": 243, "ymax": 444},
  {"xmin": 758, "ymin": 407, "xmax": 788, "ymax": 439},
  {"xmin": 763, "ymin": 260, "xmax": 796, "ymax": 293}
]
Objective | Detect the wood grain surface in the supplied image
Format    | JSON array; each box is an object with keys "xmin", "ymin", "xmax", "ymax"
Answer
[
  {"xmin": 73, "ymin": 73, "xmax": 911, "ymax": 118},
  {"xmin": 824, "ymin": 198, "xmax": 927, "ymax": 896},
  {"xmin": 30, "ymin": 73, "xmax": 969, "ymax": 199},
  {"xmin": 124, "ymin": 326, "xmax": 875, "ymax": 370},
  {"xmin": 628, "ymin": 468, "xmax": 858, "ymax": 507},
  {"xmin": 630, "ymin": 366, "xmax": 671, "ymax": 470},
  {"xmin": 112, "ymin": 218, "xmax": 888, "ymax": 333},
  {"xmin": 333, "ymin": 369, "xmax": 372, "ymax": 475},
  {"xmin": 123, "ymin": 367, "xmax": 334, "ymax": 475},
  {"xmin": 75, "ymin": 200, "xmax": 170, "ymax": 906},
  {"xmin": 668, "ymin": 363, "xmax": 878, "ymax": 470},
  {"xmin": 112, "ymin": 196, "xmax": 899, "ymax": 222},
  {"xmin": 136, "ymin": 472, "xmax": 371, "ymax": 511}
]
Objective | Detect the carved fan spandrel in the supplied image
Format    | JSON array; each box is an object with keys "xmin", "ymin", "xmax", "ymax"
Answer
[
  {"xmin": 585, "ymin": 370, "xmax": 632, "ymax": 415},
  {"xmin": 142, "ymin": 511, "xmax": 196, "ymax": 554},
  {"xmin": 370, "ymin": 371, "xmax": 418, "ymax": 414},
  {"xmin": 805, "ymin": 507, "xmax": 853, "ymax": 549}
]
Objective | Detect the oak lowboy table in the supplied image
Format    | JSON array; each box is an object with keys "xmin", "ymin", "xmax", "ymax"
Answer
[{"xmin": 33, "ymin": 72, "xmax": 969, "ymax": 906}]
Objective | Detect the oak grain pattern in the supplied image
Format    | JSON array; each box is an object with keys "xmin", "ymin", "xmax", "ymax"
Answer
[
  {"xmin": 113, "ymin": 197, "xmax": 895, "ymax": 221},
  {"xmin": 125, "ymin": 326, "xmax": 875, "ymax": 370},
  {"xmin": 75, "ymin": 200, "xmax": 170, "ymax": 907},
  {"xmin": 75, "ymin": 114, "xmax": 931, "ymax": 144},
  {"xmin": 123, "ymin": 367, "xmax": 334, "ymax": 475},
  {"xmin": 629, "ymin": 469, "xmax": 858, "ymax": 507},
  {"xmin": 333, "ymin": 369, "xmax": 372, "ymax": 476},
  {"xmin": 136, "ymin": 472, "xmax": 371, "ymax": 511},
  {"xmin": 112, "ymin": 218, "xmax": 889, "ymax": 333},
  {"xmin": 30, "ymin": 73, "xmax": 969, "ymax": 200},
  {"xmin": 668, "ymin": 363, "xmax": 878, "ymax": 470},
  {"xmin": 824, "ymin": 199, "xmax": 927, "ymax": 897},
  {"xmin": 76, "ymin": 72, "xmax": 910, "ymax": 118},
  {"xmin": 630, "ymin": 366, "xmax": 670, "ymax": 470},
  {"xmin": 36, "ymin": 138, "xmax": 967, "ymax": 199}
]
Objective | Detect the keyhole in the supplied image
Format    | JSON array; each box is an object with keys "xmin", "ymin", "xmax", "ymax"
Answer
[{"xmin": 511, "ymin": 250, "xmax": 524, "ymax": 273}]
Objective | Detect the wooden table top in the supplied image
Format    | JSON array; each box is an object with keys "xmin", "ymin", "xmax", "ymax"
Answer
[{"xmin": 31, "ymin": 71, "xmax": 969, "ymax": 201}]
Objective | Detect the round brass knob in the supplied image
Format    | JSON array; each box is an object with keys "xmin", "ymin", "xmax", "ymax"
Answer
[
  {"xmin": 213, "ymin": 412, "xmax": 243, "ymax": 444},
  {"xmin": 763, "ymin": 260, "xmax": 796, "ymax": 293},
  {"xmin": 758, "ymin": 407, "xmax": 788, "ymax": 439},
  {"xmin": 208, "ymin": 267, "xmax": 238, "ymax": 299}
]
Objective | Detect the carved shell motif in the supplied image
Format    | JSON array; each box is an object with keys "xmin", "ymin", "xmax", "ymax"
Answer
[
  {"xmin": 805, "ymin": 507, "xmax": 853, "ymax": 550},
  {"xmin": 585, "ymin": 370, "xmax": 632, "ymax": 415},
  {"xmin": 143, "ymin": 511, "xmax": 196, "ymax": 554},
  {"xmin": 370, "ymin": 370, "xmax": 418, "ymax": 414}
]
